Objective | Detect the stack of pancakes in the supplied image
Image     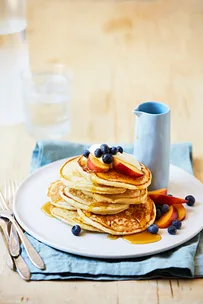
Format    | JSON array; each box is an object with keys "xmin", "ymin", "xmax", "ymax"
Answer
[{"xmin": 45, "ymin": 155, "xmax": 156, "ymax": 235}]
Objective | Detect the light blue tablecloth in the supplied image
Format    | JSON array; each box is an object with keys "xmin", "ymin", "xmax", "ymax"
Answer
[{"xmin": 20, "ymin": 141, "xmax": 203, "ymax": 280}]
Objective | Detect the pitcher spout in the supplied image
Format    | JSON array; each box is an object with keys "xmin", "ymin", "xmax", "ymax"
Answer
[{"xmin": 132, "ymin": 108, "xmax": 143, "ymax": 117}]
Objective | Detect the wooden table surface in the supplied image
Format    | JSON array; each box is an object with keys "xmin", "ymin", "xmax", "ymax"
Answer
[{"xmin": 1, "ymin": 0, "xmax": 203, "ymax": 303}]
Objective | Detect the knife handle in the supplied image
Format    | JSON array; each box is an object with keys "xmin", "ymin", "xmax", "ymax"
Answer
[
  {"xmin": 0, "ymin": 219, "xmax": 31, "ymax": 280},
  {"xmin": 8, "ymin": 215, "xmax": 45, "ymax": 270},
  {"xmin": 9, "ymin": 224, "xmax": 20, "ymax": 257},
  {"xmin": 15, "ymin": 255, "xmax": 31, "ymax": 281},
  {"xmin": 0, "ymin": 220, "xmax": 15, "ymax": 270}
]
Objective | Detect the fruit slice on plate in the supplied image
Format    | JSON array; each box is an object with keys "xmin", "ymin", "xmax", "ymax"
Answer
[
  {"xmin": 87, "ymin": 153, "xmax": 110, "ymax": 173},
  {"xmin": 113, "ymin": 156, "xmax": 143, "ymax": 178},
  {"xmin": 174, "ymin": 204, "xmax": 186, "ymax": 221},
  {"xmin": 149, "ymin": 194, "xmax": 187, "ymax": 205},
  {"xmin": 155, "ymin": 205, "xmax": 178, "ymax": 228},
  {"xmin": 148, "ymin": 188, "xmax": 167, "ymax": 195}
]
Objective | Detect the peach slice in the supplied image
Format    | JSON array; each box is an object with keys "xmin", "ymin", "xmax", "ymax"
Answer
[
  {"xmin": 113, "ymin": 156, "xmax": 143, "ymax": 178},
  {"xmin": 148, "ymin": 188, "xmax": 167, "ymax": 195},
  {"xmin": 174, "ymin": 204, "xmax": 186, "ymax": 221},
  {"xmin": 87, "ymin": 153, "xmax": 110, "ymax": 173},
  {"xmin": 149, "ymin": 194, "xmax": 187, "ymax": 205},
  {"xmin": 155, "ymin": 206, "xmax": 178, "ymax": 228},
  {"xmin": 79, "ymin": 156, "xmax": 88, "ymax": 167}
]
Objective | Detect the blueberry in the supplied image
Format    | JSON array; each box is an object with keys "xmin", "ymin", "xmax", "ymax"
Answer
[
  {"xmin": 83, "ymin": 149, "xmax": 90, "ymax": 158},
  {"xmin": 185, "ymin": 195, "xmax": 195, "ymax": 206},
  {"xmin": 161, "ymin": 204, "xmax": 169, "ymax": 214},
  {"xmin": 147, "ymin": 224, "xmax": 159, "ymax": 234},
  {"xmin": 94, "ymin": 148, "xmax": 103, "ymax": 158},
  {"xmin": 156, "ymin": 204, "xmax": 162, "ymax": 212},
  {"xmin": 100, "ymin": 144, "xmax": 110, "ymax": 154},
  {"xmin": 172, "ymin": 220, "xmax": 182, "ymax": 230},
  {"xmin": 110, "ymin": 146, "xmax": 117, "ymax": 155},
  {"xmin": 71, "ymin": 225, "xmax": 81, "ymax": 236},
  {"xmin": 168, "ymin": 225, "xmax": 177, "ymax": 235},
  {"xmin": 156, "ymin": 208, "xmax": 162, "ymax": 220},
  {"xmin": 156, "ymin": 204, "xmax": 162, "ymax": 210},
  {"xmin": 102, "ymin": 153, "xmax": 113, "ymax": 164},
  {"xmin": 117, "ymin": 146, "xmax": 123, "ymax": 153}
]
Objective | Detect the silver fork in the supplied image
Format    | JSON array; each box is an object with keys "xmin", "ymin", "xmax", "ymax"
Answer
[
  {"xmin": 4, "ymin": 181, "xmax": 20, "ymax": 257},
  {"xmin": 0, "ymin": 188, "xmax": 45, "ymax": 270}
]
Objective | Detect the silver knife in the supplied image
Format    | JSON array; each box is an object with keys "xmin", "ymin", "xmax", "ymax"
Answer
[
  {"xmin": 0, "ymin": 210, "xmax": 45, "ymax": 270},
  {"xmin": 0, "ymin": 191, "xmax": 20, "ymax": 257},
  {"xmin": 0, "ymin": 219, "xmax": 31, "ymax": 280},
  {"xmin": 0, "ymin": 219, "xmax": 14, "ymax": 270},
  {"xmin": 9, "ymin": 224, "xmax": 20, "ymax": 257}
]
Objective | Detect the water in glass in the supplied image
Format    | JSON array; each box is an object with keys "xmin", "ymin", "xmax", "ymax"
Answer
[{"xmin": 22, "ymin": 70, "xmax": 71, "ymax": 139}]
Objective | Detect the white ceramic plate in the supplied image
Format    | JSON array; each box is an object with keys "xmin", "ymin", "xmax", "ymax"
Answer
[{"xmin": 13, "ymin": 159, "xmax": 203, "ymax": 259}]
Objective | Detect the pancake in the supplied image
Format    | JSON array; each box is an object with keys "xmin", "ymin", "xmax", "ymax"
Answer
[
  {"xmin": 81, "ymin": 189, "xmax": 148, "ymax": 204},
  {"xmin": 60, "ymin": 188, "xmax": 129, "ymax": 215},
  {"xmin": 77, "ymin": 156, "xmax": 152, "ymax": 190},
  {"xmin": 83, "ymin": 188, "xmax": 144, "ymax": 198},
  {"xmin": 50, "ymin": 206, "xmax": 102, "ymax": 232},
  {"xmin": 47, "ymin": 180, "xmax": 75, "ymax": 210},
  {"xmin": 47, "ymin": 180, "xmax": 64, "ymax": 203},
  {"xmin": 51, "ymin": 200, "xmax": 76, "ymax": 210},
  {"xmin": 93, "ymin": 165, "xmax": 151, "ymax": 189},
  {"xmin": 77, "ymin": 197, "xmax": 156, "ymax": 235},
  {"xmin": 60, "ymin": 177, "xmax": 126, "ymax": 195},
  {"xmin": 60, "ymin": 157, "xmax": 127, "ymax": 194}
]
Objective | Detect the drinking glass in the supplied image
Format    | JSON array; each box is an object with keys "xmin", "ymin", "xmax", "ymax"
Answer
[
  {"xmin": 0, "ymin": 0, "xmax": 29, "ymax": 125},
  {"xmin": 22, "ymin": 64, "xmax": 72, "ymax": 139}
]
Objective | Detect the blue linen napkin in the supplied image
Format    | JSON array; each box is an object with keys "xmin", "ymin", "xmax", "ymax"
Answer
[{"xmin": 21, "ymin": 141, "xmax": 202, "ymax": 280}]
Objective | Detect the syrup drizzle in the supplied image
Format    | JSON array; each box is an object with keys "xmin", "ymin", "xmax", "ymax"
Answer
[
  {"xmin": 41, "ymin": 202, "xmax": 53, "ymax": 217},
  {"xmin": 108, "ymin": 231, "xmax": 161, "ymax": 244}
]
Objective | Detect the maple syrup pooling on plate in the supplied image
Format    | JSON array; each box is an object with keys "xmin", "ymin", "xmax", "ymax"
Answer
[
  {"xmin": 108, "ymin": 231, "xmax": 161, "ymax": 244},
  {"xmin": 41, "ymin": 202, "xmax": 53, "ymax": 217}
]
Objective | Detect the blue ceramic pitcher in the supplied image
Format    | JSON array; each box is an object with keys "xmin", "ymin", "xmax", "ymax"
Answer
[{"xmin": 133, "ymin": 101, "xmax": 171, "ymax": 190}]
